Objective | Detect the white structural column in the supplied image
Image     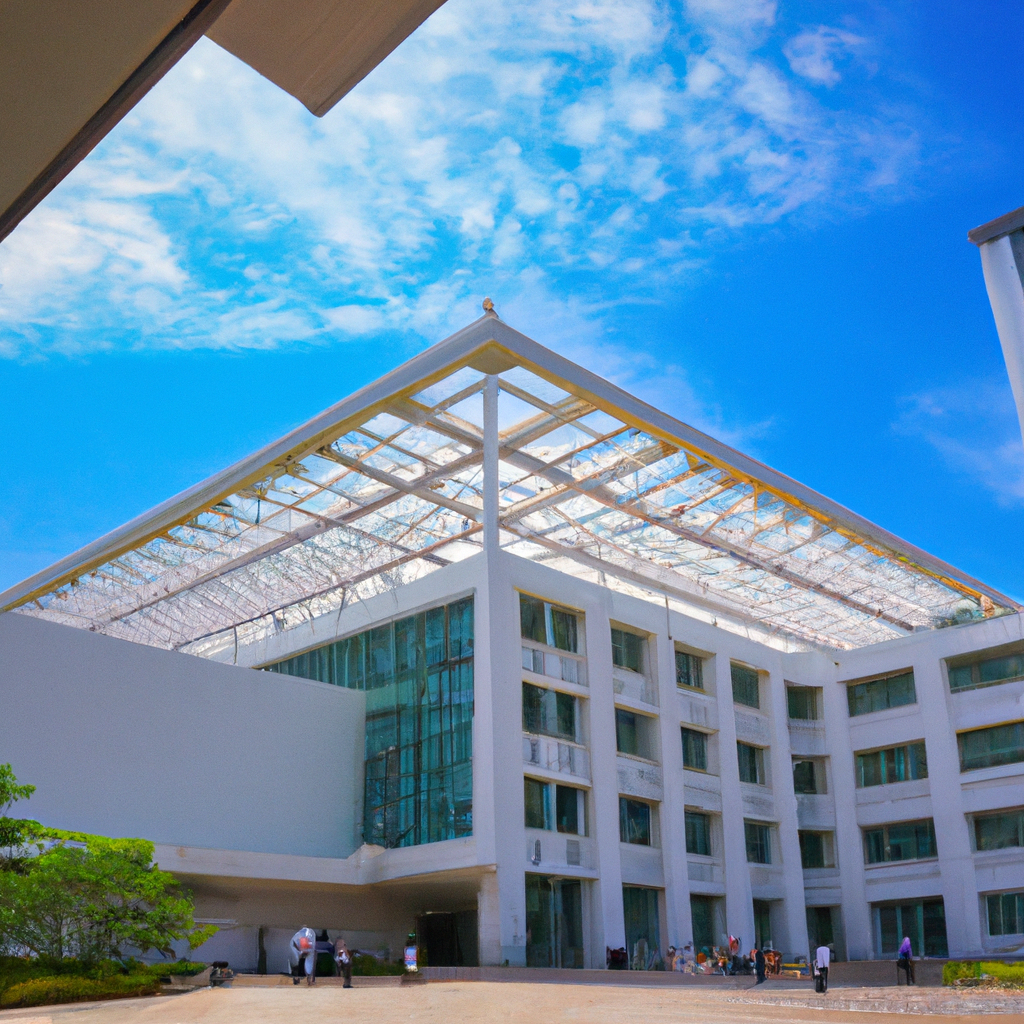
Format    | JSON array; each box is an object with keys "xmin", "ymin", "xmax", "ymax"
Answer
[
  {"xmin": 714, "ymin": 655, "xmax": 755, "ymax": 946},
  {"xmin": 824, "ymin": 677, "xmax": 872, "ymax": 959},
  {"xmin": 655, "ymin": 631, "xmax": 694, "ymax": 949},
  {"xmin": 914, "ymin": 656, "xmax": 984, "ymax": 955},
  {"xmin": 585, "ymin": 597, "xmax": 627, "ymax": 964},
  {"xmin": 482, "ymin": 374, "xmax": 500, "ymax": 556},
  {"xmin": 973, "ymin": 215, "xmax": 1024, "ymax": 446},
  {"xmin": 766, "ymin": 666, "xmax": 810, "ymax": 958}
]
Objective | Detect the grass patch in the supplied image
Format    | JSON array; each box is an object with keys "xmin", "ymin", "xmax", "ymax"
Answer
[
  {"xmin": 943, "ymin": 960, "xmax": 1024, "ymax": 988},
  {"xmin": 352, "ymin": 954, "xmax": 406, "ymax": 976}
]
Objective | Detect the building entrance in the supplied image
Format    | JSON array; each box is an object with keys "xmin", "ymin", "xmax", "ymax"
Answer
[
  {"xmin": 623, "ymin": 886, "xmax": 661, "ymax": 969},
  {"xmin": 416, "ymin": 910, "xmax": 478, "ymax": 967},
  {"xmin": 875, "ymin": 899, "xmax": 947, "ymax": 958},
  {"xmin": 525, "ymin": 875, "xmax": 584, "ymax": 968},
  {"xmin": 753, "ymin": 899, "xmax": 773, "ymax": 950}
]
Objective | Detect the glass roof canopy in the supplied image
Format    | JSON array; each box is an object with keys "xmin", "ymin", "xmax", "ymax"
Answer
[{"xmin": 2, "ymin": 313, "xmax": 1017, "ymax": 654}]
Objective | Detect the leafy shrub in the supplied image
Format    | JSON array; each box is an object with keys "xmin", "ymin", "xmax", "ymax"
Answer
[
  {"xmin": 943, "ymin": 961, "xmax": 981, "ymax": 985},
  {"xmin": 0, "ymin": 973, "xmax": 161, "ymax": 1008},
  {"xmin": 981, "ymin": 962, "xmax": 1024, "ymax": 989},
  {"xmin": 352, "ymin": 954, "xmax": 405, "ymax": 976}
]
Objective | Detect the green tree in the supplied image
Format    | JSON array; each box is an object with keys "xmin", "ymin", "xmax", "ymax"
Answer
[
  {"xmin": 0, "ymin": 765, "xmax": 216, "ymax": 962},
  {"xmin": 0, "ymin": 764, "xmax": 40, "ymax": 867}
]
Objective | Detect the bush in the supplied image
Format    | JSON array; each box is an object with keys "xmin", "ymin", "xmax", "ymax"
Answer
[
  {"xmin": 943, "ymin": 961, "xmax": 981, "ymax": 985},
  {"xmin": 981, "ymin": 962, "xmax": 1024, "ymax": 989},
  {"xmin": 0, "ymin": 973, "xmax": 161, "ymax": 1008},
  {"xmin": 352, "ymin": 954, "xmax": 405, "ymax": 976}
]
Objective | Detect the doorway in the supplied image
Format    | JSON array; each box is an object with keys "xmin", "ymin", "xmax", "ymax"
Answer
[
  {"xmin": 525, "ymin": 875, "xmax": 585, "ymax": 968},
  {"xmin": 753, "ymin": 899, "xmax": 773, "ymax": 949},
  {"xmin": 416, "ymin": 910, "xmax": 478, "ymax": 967},
  {"xmin": 623, "ymin": 886, "xmax": 661, "ymax": 969},
  {"xmin": 875, "ymin": 899, "xmax": 947, "ymax": 958}
]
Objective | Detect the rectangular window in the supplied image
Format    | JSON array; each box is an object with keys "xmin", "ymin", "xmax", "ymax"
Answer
[
  {"xmin": 524, "ymin": 777, "xmax": 550, "ymax": 830},
  {"xmin": 676, "ymin": 650, "xmax": 703, "ymax": 690},
  {"xmin": 555, "ymin": 785, "xmax": 581, "ymax": 835},
  {"xmin": 615, "ymin": 709, "xmax": 639, "ymax": 756},
  {"xmin": 619, "ymin": 797, "xmax": 652, "ymax": 845},
  {"xmin": 949, "ymin": 649, "xmax": 1024, "ymax": 692},
  {"xmin": 737, "ymin": 742, "xmax": 765, "ymax": 785},
  {"xmin": 522, "ymin": 683, "xmax": 577, "ymax": 741},
  {"xmin": 685, "ymin": 811, "xmax": 711, "ymax": 856},
  {"xmin": 611, "ymin": 628, "xmax": 644, "ymax": 672},
  {"xmin": 520, "ymin": 594, "xmax": 579, "ymax": 653},
  {"xmin": 987, "ymin": 892, "xmax": 1024, "ymax": 936},
  {"xmin": 787, "ymin": 686, "xmax": 818, "ymax": 720},
  {"xmin": 792, "ymin": 760, "xmax": 817, "ymax": 794},
  {"xmin": 731, "ymin": 664, "xmax": 760, "ymax": 708},
  {"xmin": 855, "ymin": 742, "xmax": 928, "ymax": 788},
  {"xmin": 744, "ymin": 821, "xmax": 772, "ymax": 864},
  {"xmin": 975, "ymin": 810, "xmax": 1024, "ymax": 851},
  {"xmin": 876, "ymin": 899, "xmax": 948, "ymax": 957},
  {"xmin": 846, "ymin": 671, "xmax": 916, "ymax": 716},
  {"xmin": 958, "ymin": 721, "xmax": 1024, "ymax": 772},
  {"xmin": 266, "ymin": 598, "xmax": 473, "ymax": 849},
  {"xmin": 863, "ymin": 819, "xmax": 937, "ymax": 864},
  {"xmin": 799, "ymin": 831, "xmax": 833, "ymax": 869},
  {"xmin": 681, "ymin": 727, "xmax": 708, "ymax": 771}
]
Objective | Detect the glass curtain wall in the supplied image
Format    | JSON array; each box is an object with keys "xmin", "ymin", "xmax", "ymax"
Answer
[
  {"xmin": 265, "ymin": 597, "xmax": 474, "ymax": 848},
  {"xmin": 525, "ymin": 875, "xmax": 585, "ymax": 968}
]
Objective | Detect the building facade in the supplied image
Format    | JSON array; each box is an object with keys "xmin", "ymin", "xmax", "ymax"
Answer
[{"xmin": 2, "ymin": 314, "xmax": 1022, "ymax": 971}]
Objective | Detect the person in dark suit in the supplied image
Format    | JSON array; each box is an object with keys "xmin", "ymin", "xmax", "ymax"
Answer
[{"xmin": 754, "ymin": 947, "xmax": 766, "ymax": 985}]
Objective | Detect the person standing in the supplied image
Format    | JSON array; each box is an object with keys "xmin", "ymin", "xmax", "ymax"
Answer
[
  {"xmin": 334, "ymin": 937, "xmax": 353, "ymax": 988},
  {"xmin": 289, "ymin": 927, "xmax": 317, "ymax": 986},
  {"xmin": 754, "ymin": 947, "xmax": 766, "ymax": 985},
  {"xmin": 898, "ymin": 936, "xmax": 915, "ymax": 984},
  {"xmin": 814, "ymin": 942, "xmax": 831, "ymax": 992}
]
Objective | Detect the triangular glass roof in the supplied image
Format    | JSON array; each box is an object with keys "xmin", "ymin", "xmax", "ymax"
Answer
[{"xmin": 2, "ymin": 313, "xmax": 1017, "ymax": 654}]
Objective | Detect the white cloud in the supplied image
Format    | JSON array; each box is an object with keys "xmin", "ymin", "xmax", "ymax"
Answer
[
  {"xmin": 0, "ymin": 0, "xmax": 922, "ymax": 359},
  {"xmin": 784, "ymin": 26, "xmax": 866, "ymax": 88}
]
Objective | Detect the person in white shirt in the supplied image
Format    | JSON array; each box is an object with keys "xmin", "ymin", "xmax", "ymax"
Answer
[
  {"xmin": 289, "ymin": 927, "xmax": 317, "ymax": 986},
  {"xmin": 815, "ymin": 943, "xmax": 831, "ymax": 992}
]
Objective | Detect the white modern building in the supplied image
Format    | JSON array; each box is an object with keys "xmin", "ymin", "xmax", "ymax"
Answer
[{"xmin": 2, "ymin": 310, "xmax": 1023, "ymax": 972}]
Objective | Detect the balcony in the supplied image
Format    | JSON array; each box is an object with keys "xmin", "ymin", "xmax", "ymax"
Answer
[
  {"xmin": 616, "ymin": 755, "xmax": 663, "ymax": 799},
  {"xmin": 613, "ymin": 668, "xmax": 658, "ymax": 707},
  {"xmin": 522, "ymin": 643, "xmax": 587, "ymax": 686},
  {"xmin": 522, "ymin": 734, "xmax": 591, "ymax": 781}
]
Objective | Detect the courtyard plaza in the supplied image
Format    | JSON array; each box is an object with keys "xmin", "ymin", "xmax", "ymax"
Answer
[{"xmin": 0, "ymin": 980, "xmax": 1023, "ymax": 1024}]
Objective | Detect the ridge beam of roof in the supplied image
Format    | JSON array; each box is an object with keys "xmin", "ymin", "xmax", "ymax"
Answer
[{"xmin": 500, "ymin": 446, "xmax": 918, "ymax": 632}]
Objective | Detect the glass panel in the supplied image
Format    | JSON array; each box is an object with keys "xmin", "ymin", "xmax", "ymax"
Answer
[
  {"xmin": 800, "ymin": 831, "xmax": 825, "ymax": 869},
  {"xmin": 847, "ymin": 672, "xmax": 917, "ymax": 716},
  {"xmin": 522, "ymin": 683, "xmax": 577, "ymax": 741},
  {"xmin": 264, "ymin": 598, "xmax": 472, "ymax": 849},
  {"xmin": 685, "ymin": 811, "xmax": 711, "ymax": 855},
  {"xmin": 959, "ymin": 721, "xmax": 1024, "ymax": 771},
  {"xmin": 753, "ymin": 900, "xmax": 772, "ymax": 949},
  {"xmin": 737, "ymin": 743, "xmax": 762, "ymax": 784},
  {"xmin": 793, "ymin": 760, "xmax": 817, "ymax": 794},
  {"xmin": 980, "ymin": 653, "xmax": 1024, "ymax": 685},
  {"xmin": 619, "ymin": 798, "xmax": 651, "ymax": 845},
  {"xmin": 923, "ymin": 899, "xmax": 948, "ymax": 957},
  {"xmin": 623, "ymin": 887, "xmax": 661, "ymax": 967},
  {"xmin": 731, "ymin": 664, "xmax": 760, "ymax": 708},
  {"xmin": 787, "ymin": 687, "xmax": 816, "ymax": 720},
  {"xmin": 690, "ymin": 895, "xmax": 715, "ymax": 949},
  {"xmin": 864, "ymin": 829, "xmax": 885, "ymax": 864},
  {"xmin": 948, "ymin": 664, "xmax": 975, "ymax": 691},
  {"xmin": 520, "ymin": 595, "xmax": 546, "ymax": 644},
  {"xmin": 744, "ymin": 822, "xmax": 771, "ymax": 864},
  {"xmin": 878, "ymin": 905, "xmax": 898, "ymax": 954},
  {"xmin": 555, "ymin": 785, "xmax": 580, "ymax": 835},
  {"xmin": 681, "ymin": 728, "xmax": 707, "ymax": 771},
  {"xmin": 612, "ymin": 628, "xmax": 644, "ymax": 672},
  {"xmin": 615, "ymin": 709, "xmax": 639, "ymax": 756},
  {"xmin": 525, "ymin": 874, "xmax": 554, "ymax": 967},
  {"xmin": 676, "ymin": 651, "xmax": 703, "ymax": 689},
  {"xmin": 524, "ymin": 778, "xmax": 550, "ymax": 830},
  {"xmin": 975, "ymin": 811, "xmax": 1024, "ymax": 851},
  {"xmin": 550, "ymin": 608, "xmax": 578, "ymax": 653}
]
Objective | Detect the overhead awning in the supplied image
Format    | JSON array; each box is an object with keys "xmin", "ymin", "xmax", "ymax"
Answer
[
  {"xmin": 0, "ymin": 0, "xmax": 447, "ymax": 244},
  {"xmin": 1, "ymin": 313, "xmax": 1016, "ymax": 655}
]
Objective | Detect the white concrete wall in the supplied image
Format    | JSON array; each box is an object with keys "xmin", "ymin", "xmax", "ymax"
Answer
[{"xmin": 0, "ymin": 612, "xmax": 365, "ymax": 858}]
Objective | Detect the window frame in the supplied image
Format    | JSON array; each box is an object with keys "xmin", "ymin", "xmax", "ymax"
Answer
[
  {"xmin": 685, "ymin": 810, "xmax": 712, "ymax": 856},
  {"xmin": 974, "ymin": 809, "xmax": 1024, "ymax": 851},
  {"xmin": 863, "ymin": 818, "xmax": 938, "ymax": 865},
  {"xmin": 681, "ymin": 726, "xmax": 709, "ymax": 772},
  {"xmin": 744, "ymin": 820, "xmax": 772, "ymax": 864},
  {"xmin": 737, "ymin": 742, "xmax": 766, "ymax": 786},
  {"xmin": 731, "ymin": 663, "xmax": 760, "ymax": 709},
  {"xmin": 786, "ymin": 685, "xmax": 819, "ymax": 721},
  {"xmin": 675, "ymin": 648, "xmax": 704, "ymax": 690},
  {"xmin": 958, "ymin": 720, "xmax": 1024, "ymax": 773},
  {"xmin": 947, "ymin": 643, "xmax": 1024, "ymax": 694},
  {"xmin": 611, "ymin": 626, "xmax": 645, "ymax": 674},
  {"xmin": 987, "ymin": 892, "xmax": 1024, "ymax": 936},
  {"xmin": 799, "ymin": 830, "xmax": 835, "ymax": 869},
  {"xmin": 522, "ymin": 682, "xmax": 578, "ymax": 742},
  {"xmin": 845, "ymin": 670, "xmax": 917, "ymax": 717},
  {"xmin": 519, "ymin": 593, "xmax": 580, "ymax": 654},
  {"xmin": 619, "ymin": 796, "xmax": 653, "ymax": 846},
  {"xmin": 855, "ymin": 741, "xmax": 928, "ymax": 788},
  {"xmin": 792, "ymin": 759, "xmax": 818, "ymax": 794}
]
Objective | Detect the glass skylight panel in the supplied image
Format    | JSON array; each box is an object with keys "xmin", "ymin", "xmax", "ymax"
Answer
[
  {"xmin": 498, "ymin": 366, "xmax": 572, "ymax": 407},
  {"xmin": 412, "ymin": 366, "xmax": 484, "ymax": 408}
]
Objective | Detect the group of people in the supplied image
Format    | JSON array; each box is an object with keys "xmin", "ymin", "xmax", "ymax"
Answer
[
  {"xmin": 288, "ymin": 928, "xmax": 353, "ymax": 987},
  {"xmin": 661, "ymin": 938, "xmax": 781, "ymax": 982}
]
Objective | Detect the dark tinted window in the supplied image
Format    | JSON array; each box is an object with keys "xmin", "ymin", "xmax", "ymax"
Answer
[
  {"xmin": 685, "ymin": 811, "xmax": 711, "ymax": 855},
  {"xmin": 792, "ymin": 760, "xmax": 817, "ymax": 794},
  {"xmin": 611, "ymin": 628, "xmax": 644, "ymax": 672},
  {"xmin": 676, "ymin": 651, "xmax": 703, "ymax": 689},
  {"xmin": 522, "ymin": 683, "xmax": 576, "ymax": 741},
  {"xmin": 846, "ymin": 671, "xmax": 916, "ymax": 716},
  {"xmin": 787, "ymin": 687, "xmax": 817, "ymax": 720},
  {"xmin": 681, "ymin": 727, "xmax": 708, "ymax": 771},
  {"xmin": 731, "ymin": 664, "xmax": 759, "ymax": 708},
  {"xmin": 619, "ymin": 798, "xmax": 651, "ymax": 845}
]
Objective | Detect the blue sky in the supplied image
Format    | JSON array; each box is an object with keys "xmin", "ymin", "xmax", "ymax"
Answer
[{"xmin": 1, "ymin": 0, "xmax": 1023, "ymax": 602}]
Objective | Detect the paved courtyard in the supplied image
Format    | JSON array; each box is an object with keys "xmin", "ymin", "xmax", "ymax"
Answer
[{"xmin": 1, "ymin": 981, "xmax": 1023, "ymax": 1024}]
